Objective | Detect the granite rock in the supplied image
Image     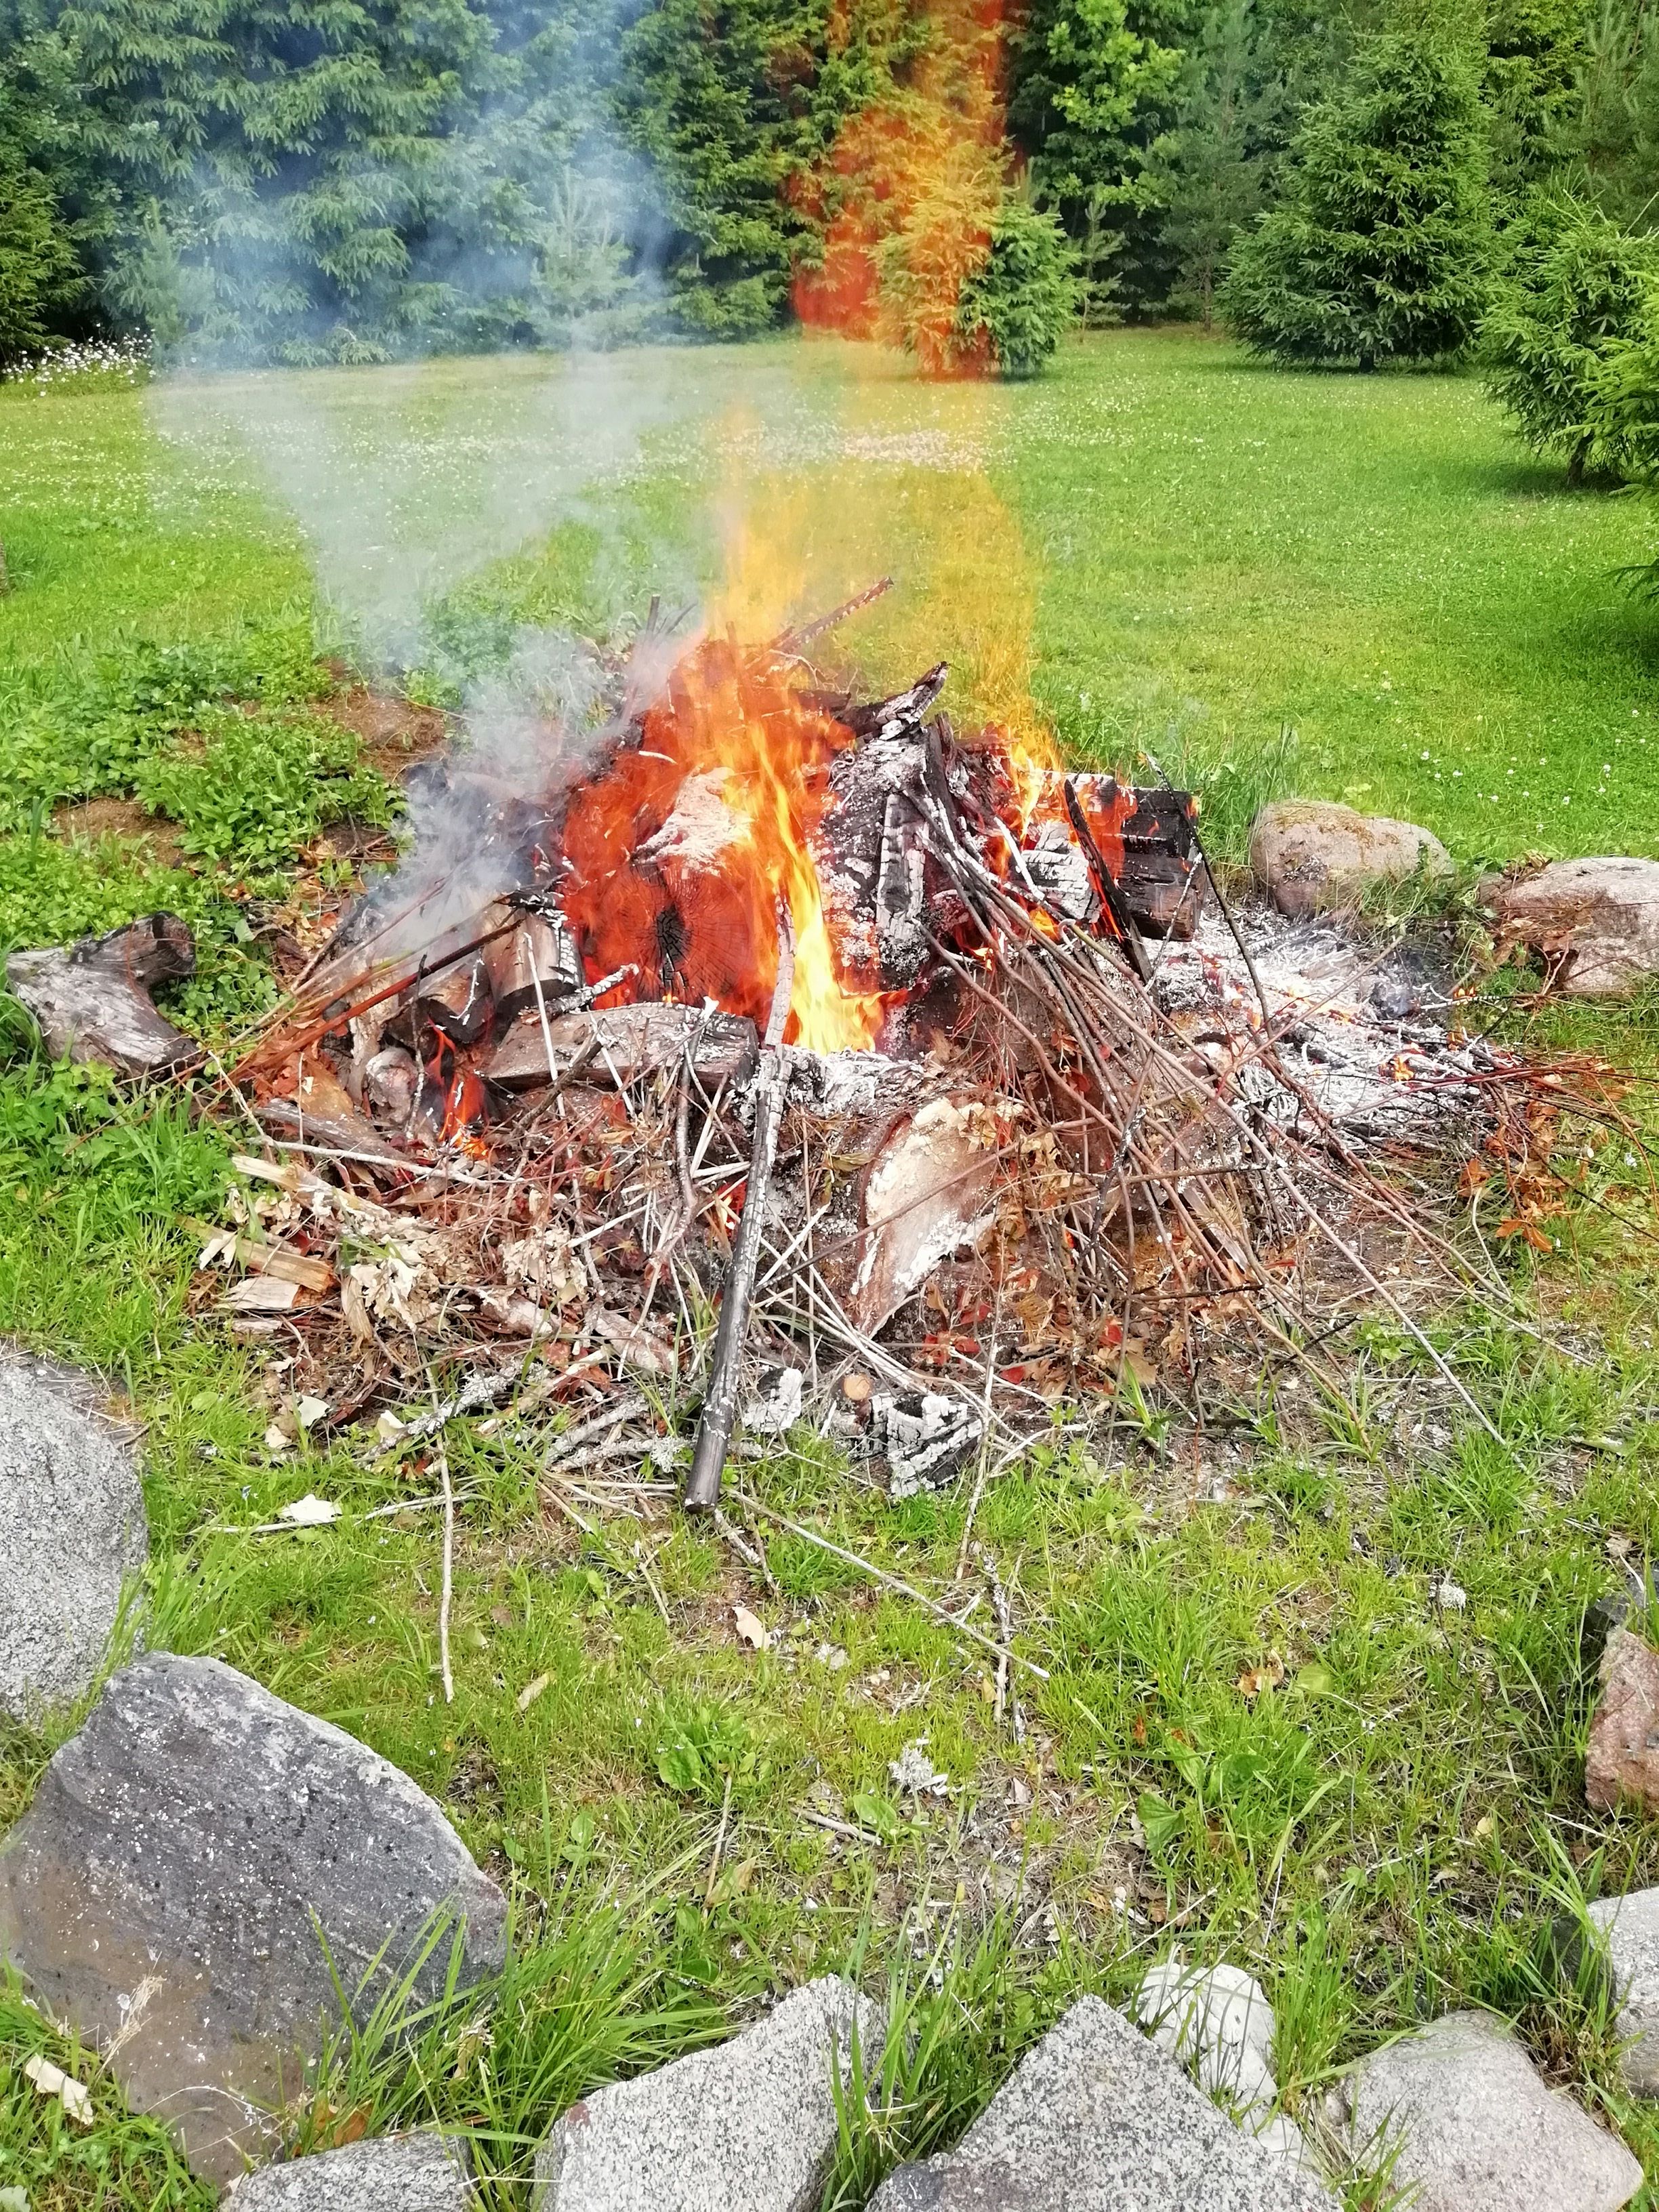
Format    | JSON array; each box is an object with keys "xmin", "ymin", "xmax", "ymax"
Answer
[
  {"xmin": 869, "ymin": 1996, "xmax": 1336, "ymax": 2211},
  {"xmin": 1483, "ymin": 857, "xmax": 1659, "ymax": 998},
  {"xmin": 1588, "ymin": 1888, "xmax": 1659, "ymax": 2096},
  {"xmin": 1325, "ymin": 2010, "xmax": 1641, "ymax": 2212},
  {"xmin": 229, "ymin": 2132, "xmax": 474, "ymax": 2208},
  {"xmin": 0, "ymin": 1654, "xmax": 507, "ymax": 2187},
  {"xmin": 1135, "ymin": 1958, "xmax": 1309, "ymax": 2166},
  {"xmin": 0, "ymin": 1348, "xmax": 147, "ymax": 1719},
  {"xmin": 1586, "ymin": 1627, "xmax": 1659, "ymax": 1814},
  {"xmin": 532, "ymin": 1975, "xmax": 882, "ymax": 2212},
  {"xmin": 1249, "ymin": 801, "xmax": 1452, "ymax": 919}
]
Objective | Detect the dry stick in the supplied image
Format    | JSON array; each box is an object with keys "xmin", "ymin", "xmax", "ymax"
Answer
[
  {"xmin": 684, "ymin": 901, "xmax": 796, "ymax": 1513},
  {"xmin": 704, "ymin": 1771, "xmax": 735, "ymax": 1908},
  {"xmin": 731, "ymin": 1486, "xmax": 1049, "ymax": 1682},
  {"xmin": 954, "ymin": 1295, "xmax": 1004, "ymax": 1582},
  {"xmin": 436, "ymin": 1430, "xmax": 456, "ymax": 1706},
  {"xmin": 987, "ymin": 1553, "xmax": 1025, "ymax": 1742},
  {"xmin": 714, "ymin": 1507, "xmax": 779, "ymax": 1595}
]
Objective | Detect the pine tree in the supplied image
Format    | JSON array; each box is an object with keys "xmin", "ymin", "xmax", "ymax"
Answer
[
  {"xmin": 1483, "ymin": 190, "xmax": 1659, "ymax": 480},
  {"xmin": 1150, "ymin": 0, "xmax": 1288, "ymax": 327},
  {"xmin": 1484, "ymin": 0, "xmax": 1586, "ymax": 206},
  {"xmin": 1222, "ymin": 30, "xmax": 1492, "ymax": 368},
  {"xmin": 617, "ymin": 0, "xmax": 836, "ymax": 337}
]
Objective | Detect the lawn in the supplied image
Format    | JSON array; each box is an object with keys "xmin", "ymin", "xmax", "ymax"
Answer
[
  {"xmin": 3, "ymin": 331, "xmax": 1659, "ymax": 2209},
  {"xmin": 6, "ymin": 329, "xmax": 1658, "ymax": 863}
]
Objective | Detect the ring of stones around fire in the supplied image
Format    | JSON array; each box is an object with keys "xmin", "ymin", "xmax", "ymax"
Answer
[{"xmin": 5, "ymin": 1338, "xmax": 1659, "ymax": 2211}]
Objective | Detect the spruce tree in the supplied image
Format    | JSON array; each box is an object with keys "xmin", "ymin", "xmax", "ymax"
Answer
[
  {"xmin": 1483, "ymin": 191, "xmax": 1659, "ymax": 481},
  {"xmin": 1222, "ymin": 30, "xmax": 1492, "ymax": 369},
  {"xmin": 1150, "ymin": 0, "xmax": 1288, "ymax": 327}
]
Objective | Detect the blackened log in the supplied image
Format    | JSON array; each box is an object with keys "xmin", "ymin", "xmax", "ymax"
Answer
[
  {"xmin": 416, "ymin": 954, "xmax": 494, "ymax": 1047},
  {"xmin": 487, "ymin": 910, "xmax": 581, "ymax": 1026}
]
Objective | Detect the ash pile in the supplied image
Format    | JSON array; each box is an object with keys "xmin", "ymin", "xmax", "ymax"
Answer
[{"xmin": 98, "ymin": 596, "xmax": 1570, "ymax": 1500}]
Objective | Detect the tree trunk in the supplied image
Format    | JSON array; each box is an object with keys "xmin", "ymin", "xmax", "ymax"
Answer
[{"xmin": 1566, "ymin": 432, "xmax": 1591, "ymax": 490}]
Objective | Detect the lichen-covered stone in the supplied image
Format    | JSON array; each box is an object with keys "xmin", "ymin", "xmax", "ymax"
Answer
[
  {"xmin": 1324, "ymin": 2011, "xmax": 1641, "ymax": 2212},
  {"xmin": 532, "ymin": 1976, "xmax": 881, "ymax": 2212},
  {"xmin": 1586, "ymin": 1628, "xmax": 1659, "ymax": 1814},
  {"xmin": 1588, "ymin": 1888, "xmax": 1659, "ymax": 2096},
  {"xmin": 1250, "ymin": 801, "xmax": 1451, "ymax": 918},
  {"xmin": 230, "ymin": 2131, "xmax": 474, "ymax": 2208},
  {"xmin": 870, "ymin": 1996, "xmax": 1336, "ymax": 2211},
  {"xmin": 1483, "ymin": 858, "xmax": 1659, "ymax": 998}
]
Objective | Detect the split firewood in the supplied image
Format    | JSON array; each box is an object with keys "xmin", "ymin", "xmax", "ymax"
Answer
[
  {"xmin": 5, "ymin": 914, "xmax": 197, "ymax": 1077},
  {"xmin": 488, "ymin": 1003, "xmax": 757, "ymax": 1094}
]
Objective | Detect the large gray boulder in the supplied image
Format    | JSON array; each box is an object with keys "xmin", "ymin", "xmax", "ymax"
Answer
[
  {"xmin": 229, "ymin": 2132, "xmax": 474, "ymax": 2208},
  {"xmin": 869, "ymin": 1996, "xmax": 1337, "ymax": 2211},
  {"xmin": 0, "ymin": 1655, "xmax": 507, "ymax": 2188},
  {"xmin": 1249, "ymin": 800, "xmax": 1452, "ymax": 918},
  {"xmin": 1588, "ymin": 1888, "xmax": 1659, "ymax": 2096},
  {"xmin": 1324, "ymin": 2011, "xmax": 1641, "ymax": 2212},
  {"xmin": 0, "ymin": 1349, "xmax": 147, "ymax": 1719},
  {"xmin": 1484, "ymin": 857, "xmax": 1659, "ymax": 998},
  {"xmin": 532, "ymin": 1976, "xmax": 882, "ymax": 2212}
]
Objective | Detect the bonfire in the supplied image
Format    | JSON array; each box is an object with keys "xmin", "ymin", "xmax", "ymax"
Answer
[{"xmin": 20, "ymin": 588, "xmax": 1597, "ymax": 1532}]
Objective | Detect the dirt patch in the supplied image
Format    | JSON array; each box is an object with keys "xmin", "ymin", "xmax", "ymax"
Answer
[
  {"xmin": 325, "ymin": 682, "xmax": 452, "ymax": 777},
  {"xmin": 53, "ymin": 796, "xmax": 186, "ymax": 869}
]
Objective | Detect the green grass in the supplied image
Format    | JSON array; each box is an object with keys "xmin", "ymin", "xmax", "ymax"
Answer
[{"xmin": 5, "ymin": 333, "xmax": 1659, "ymax": 2205}]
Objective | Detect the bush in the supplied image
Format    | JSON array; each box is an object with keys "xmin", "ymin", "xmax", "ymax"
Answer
[
  {"xmin": 1222, "ymin": 32, "xmax": 1491, "ymax": 369},
  {"xmin": 954, "ymin": 192, "xmax": 1081, "ymax": 378},
  {"xmin": 1483, "ymin": 194, "xmax": 1659, "ymax": 483}
]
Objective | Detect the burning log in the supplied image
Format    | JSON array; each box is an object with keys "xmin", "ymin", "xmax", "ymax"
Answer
[
  {"xmin": 487, "ymin": 1004, "xmax": 758, "ymax": 1094},
  {"xmin": 485, "ymin": 909, "xmax": 581, "ymax": 1027},
  {"xmin": 415, "ymin": 953, "xmax": 494, "ymax": 1048},
  {"xmin": 6, "ymin": 915, "xmax": 197, "ymax": 1078}
]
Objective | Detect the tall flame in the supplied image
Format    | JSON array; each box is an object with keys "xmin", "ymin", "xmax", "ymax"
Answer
[{"xmin": 794, "ymin": 0, "xmax": 1015, "ymax": 377}]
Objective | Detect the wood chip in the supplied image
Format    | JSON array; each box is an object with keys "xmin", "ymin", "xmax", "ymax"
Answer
[
  {"xmin": 23, "ymin": 2053, "xmax": 92, "ymax": 2125},
  {"xmin": 224, "ymin": 1276, "xmax": 302, "ymax": 1313},
  {"xmin": 733, "ymin": 1603, "xmax": 770, "ymax": 1650}
]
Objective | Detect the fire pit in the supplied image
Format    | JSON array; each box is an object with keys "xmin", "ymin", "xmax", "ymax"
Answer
[{"xmin": 159, "ymin": 592, "xmax": 1584, "ymax": 1505}]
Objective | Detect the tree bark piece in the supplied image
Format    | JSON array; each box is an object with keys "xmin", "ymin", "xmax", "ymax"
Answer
[{"xmin": 6, "ymin": 914, "xmax": 197, "ymax": 1076}]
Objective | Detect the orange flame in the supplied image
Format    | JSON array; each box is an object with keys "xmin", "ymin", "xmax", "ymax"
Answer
[
  {"xmin": 560, "ymin": 637, "xmax": 886, "ymax": 1052},
  {"xmin": 793, "ymin": 0, "xmax": 1014, "ymax": 376}
]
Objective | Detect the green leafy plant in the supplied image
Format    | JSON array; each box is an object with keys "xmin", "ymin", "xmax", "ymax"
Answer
[
  {"xmin": 651, "ymin": 1701, "xmax": 761, "ymax": 1803},
  {"xmin": 136, "ymin": 710, "xmax": 392, "ymax": 874}
]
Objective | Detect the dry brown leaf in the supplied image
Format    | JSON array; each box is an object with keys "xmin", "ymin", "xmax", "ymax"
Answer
[
  {"xmin": 516, "ymin": 1673, "xmax": 552, "ymax": 1713},
  {"xmin": 1237, "ymin": 1650, "xmax": 1286, "ymax": 1700}
]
